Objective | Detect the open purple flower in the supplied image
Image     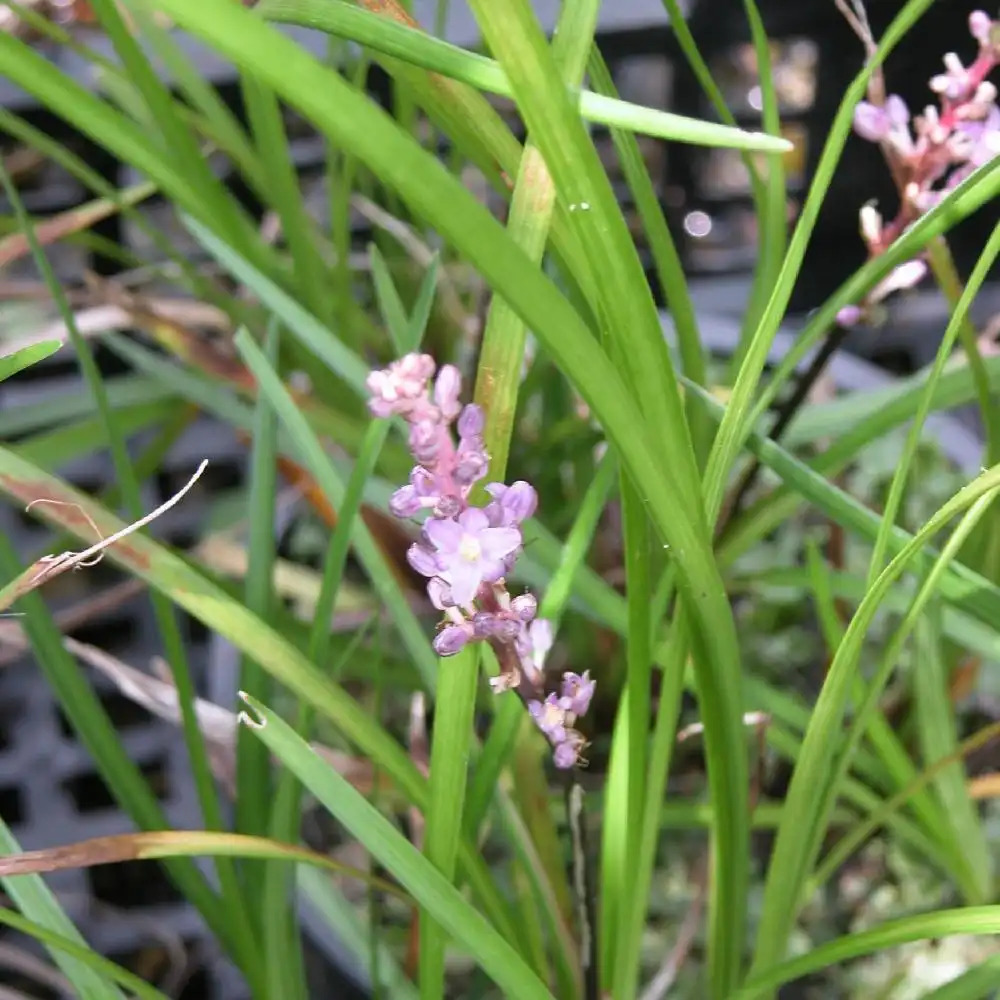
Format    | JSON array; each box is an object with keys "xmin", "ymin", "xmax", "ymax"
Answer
[{"xmin": 423, "ymin": 509, "xmax": 522, "ymax": 605}]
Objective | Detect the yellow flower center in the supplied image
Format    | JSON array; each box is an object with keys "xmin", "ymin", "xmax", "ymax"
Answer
[{"xmin": 458, "ymin": 535, "xmax": 482, "ymax": 562}]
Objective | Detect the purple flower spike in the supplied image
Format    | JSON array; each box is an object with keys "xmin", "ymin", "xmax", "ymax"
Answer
[
  {"xmin": 423, "ymin": 509, "xmax": 522, "ymax": 604},
  {"xmin": 560, "ymin": 671, "xmax": 596, "ymax": 717},
  {"xmin": 529, "ymin": 695, "xmax": 568, "ymax": 743},
  {"xmin": 853, "ymin": 101, "xmax": 890, "ymax": 141},
  {"xmin": 434, "ymin": 623, "xmax": 473, "ymax": 656},
  {"xmin": 367, "ymin": 349, "xmax": 565, "ymax": 727}
]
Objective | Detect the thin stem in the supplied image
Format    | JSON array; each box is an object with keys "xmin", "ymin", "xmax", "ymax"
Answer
[
  {"xmin": 926, "ymin": 236, "xmax": 999, "ymax": 463},
  {"xmin": 566, "ymin": 779, "xmax": 597, "ymax": 1000}
]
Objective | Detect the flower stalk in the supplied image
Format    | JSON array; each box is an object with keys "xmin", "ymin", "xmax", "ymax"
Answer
[
  {"xmin": 842, "ymin": 10, "xmax": 1000, "ymax": 323},
  {"xmin": 367, "ymin": 353, "xmax": 595, "ymax": 769}
]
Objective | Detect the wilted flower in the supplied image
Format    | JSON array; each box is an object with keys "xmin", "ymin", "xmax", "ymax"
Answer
[
  {"xmin": 529, "ymin": 695, "xmax": 569, "ymax": 743},
  {"xmin": 553, "ymin": 732, "xmax": 588, "ymax": 770},
  {"xmin": 559, "ymin": 671, "xmax": 596, "ymax": 718},
  {"xmin": 510, "ymin": 593, "xmax": 537, "ymax": 621},
  {"xmin": 433, "ymin": 622, "xmax": 474, "ymax": 656}
]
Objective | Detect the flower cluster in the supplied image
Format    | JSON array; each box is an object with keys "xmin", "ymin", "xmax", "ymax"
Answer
[
  {"xmin": 367, "ymin": 353, "xmax": 594, "ymax": 769},
  {"xmin": 841, "ymin": 10, "xmax": 1000, "ymax": 324}
]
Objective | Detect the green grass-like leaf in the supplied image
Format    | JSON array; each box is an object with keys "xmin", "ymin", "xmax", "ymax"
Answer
[
  {"xmin": 0, "ymin": 908, "xmax": 169, "ymax": 1000},
  {"xmin": 241, "ymin": 694, "xmax": 555, "ymax": 999},
  {"xmin": 0, "ymin": 340, "xmax": 62, "ymax": 381},
  {"xmin": 0, "ymin": 818, "xmax": 125, "ymax": 1000},
  {"xmin": 255, "ymin": 0, "xmax": 790, "ymax": 152},
  {"xmin": 0, "ymin": 153, "xmax": 261, "ymax": 986},
  {"xmin": 736, "ymin": 908, "xmax": 1000, "ymax": 999},
  {"xmin": 0, "ymin": 445, "xmax": 516, "ymax": 941},
  {"xmin": 751, "ymin": 473, "xmax": 1000, "ymax": 971}
]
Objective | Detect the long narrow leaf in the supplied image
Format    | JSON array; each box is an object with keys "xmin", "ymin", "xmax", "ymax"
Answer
[
  {"xmin": 735, "ymin": 908, "xmax": 1000, "ymax": 999},
  {"xmin": 240, "ymin": 694, "xmax": 554, "ymax": 999},
  {"xmin": 255, "ymin": 0, "xmax": 789, "ymax": 151},
  {"xmin": 751, "ymin": 474, "xmax": 1000, "ymax": 970},
  {"xmin": 0, "ymin": 819, "xmax": 124, "ymax": 1000},
  {"xmin": 0, "ymin": 909, "xmax": 169, "ymax": 1000},
  {"xmin": 0, "ymin": 340, "xmax": 62, "ymax": 381}
]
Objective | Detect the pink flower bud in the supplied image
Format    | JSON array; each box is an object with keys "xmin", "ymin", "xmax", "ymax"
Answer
[
  {"xmin": 366, "ymin": 354, "xmax": 435, "ymax": 417},
  {"xmin": 853, "ymin": 101, "xmax": 890, "ymax": 141},
  {"xmin": 454, "ymin": 451, "xmax": 489, "ymax": 487},
  {"xmin": 859, "ymin": 203, "xmax": 883, "ymax": 246},
  {"xmin": 528, "ymin": 619, "xmax": 553, "ymax": 672},
  {"xmin": 836, "ymin": 305, "xmax": 864, "ymax": 328},
  {"xmin": 885, "ymin": 94, "xmax": 910, "ymax": 127},
  {"xmin": 433, "ymin": 365, "xmax": 462, "ymax": 420},
  {"xmin": 407, "ymin": 543, "xmax": 440, "ymax": 578},
  {"xmin": 409, "ymin": 420, "xmax": 440, "ymax": 464},
  {"xmin": 389, "ymin": 485, "xmax": 423, "ymax": 518},
  {"xmin": 970, "ymin": 11, "xmax": 992, "ymax": 44},
  {"xmin": 457, "ymin": 404, "xmax": 485, "ymax": 439},
  {"xmin": 412, "ymin": 466, "xmax": 436, "ymax": 495},
  {"xmin": 427, "ymin": 578, "xmax": 455, "ymax": 609},
  {"xmin": 511, "ymin": 593, "xmax": 537, "ymax": 621},
  {"xmin": 500, "ymin": 481, "xmax": 537, "ymax": 524},
  {"xmin": 434, "ymin": 624, "xmax": 472, "ymax": 656}
]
